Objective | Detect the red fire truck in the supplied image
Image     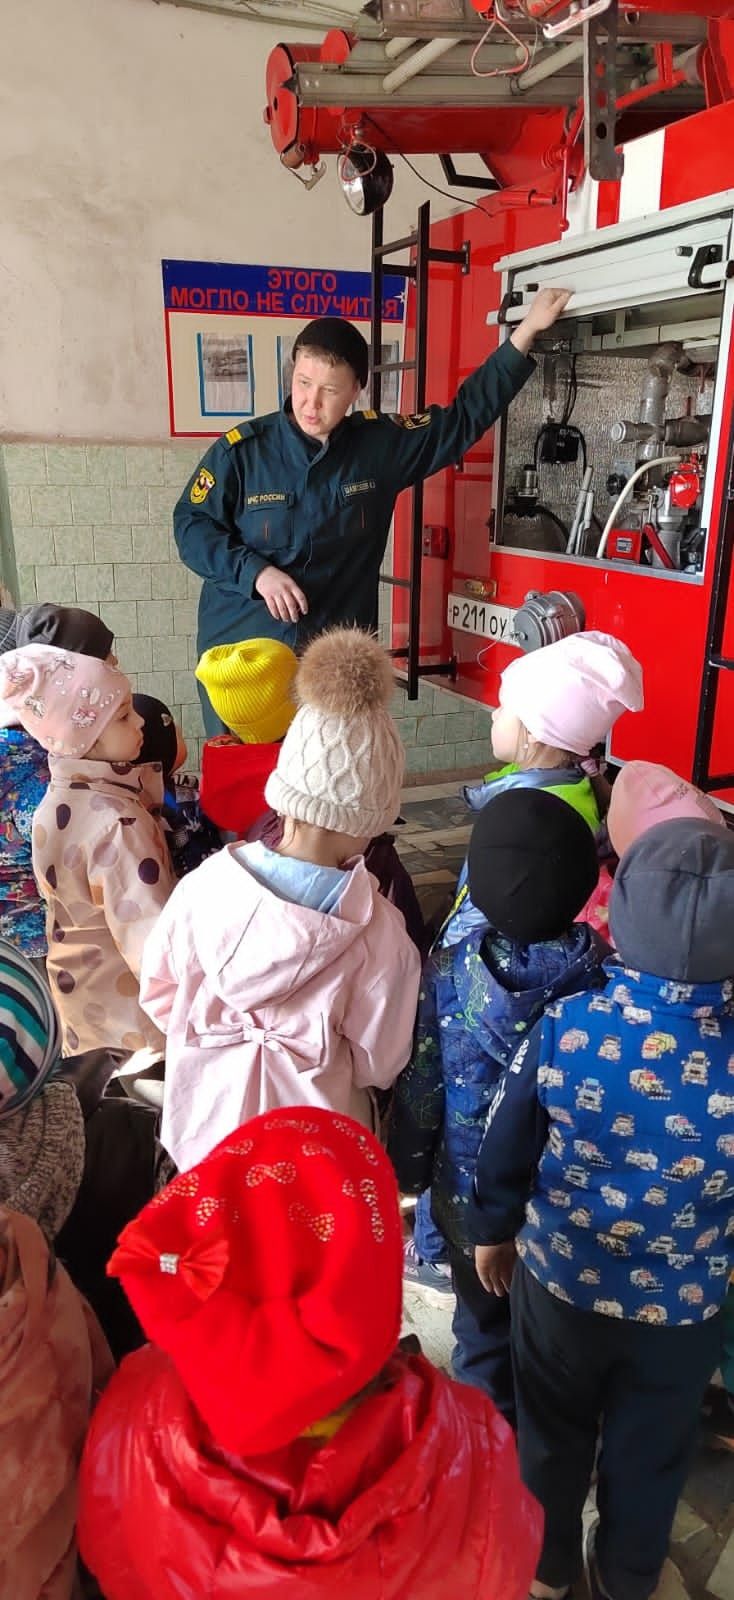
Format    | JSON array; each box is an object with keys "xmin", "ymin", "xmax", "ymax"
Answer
[{"xmin": 264, "ymin": 6, "xmax": 734, "ymax": 793}]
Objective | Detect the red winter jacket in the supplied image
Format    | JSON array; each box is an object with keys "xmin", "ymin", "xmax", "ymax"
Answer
[{"xmin": 78, "ymin": 1346, "xmax": 542, "ymax": 1600}]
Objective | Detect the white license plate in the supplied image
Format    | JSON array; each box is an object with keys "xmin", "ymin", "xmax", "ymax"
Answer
[{"xmin": 447, "ymin": 594, "xmax": 515, "ymax": 641}]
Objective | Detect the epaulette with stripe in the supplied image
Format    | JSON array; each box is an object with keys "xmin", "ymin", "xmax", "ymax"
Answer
[{"xmin": 221, "ymin": 412, "xmax": 280, "ymax": 446}]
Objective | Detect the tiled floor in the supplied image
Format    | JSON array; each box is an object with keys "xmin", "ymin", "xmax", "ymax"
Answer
[
  {"xmin": 402, "ymin": 1276, "xmax": 734, "ymax": 1600},
  {"xmin": 395, "ymin": 777, "xmax": 476, "ymax": 938},
  {"xmin": 395, "ymin": 778, "xmax": 734, "ymax": 1600}
]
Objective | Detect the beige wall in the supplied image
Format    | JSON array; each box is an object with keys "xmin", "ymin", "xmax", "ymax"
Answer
[
  {"xmin": 0, "ymin": 0, "xmax": 490, "ymax": 773},
  {"xmin": 0, "ymin": 0, "xmax": 460, "ymax": 444},
  {"xmin": 2, "ymin": 438, "xmax": 492, "ymax": 776}
]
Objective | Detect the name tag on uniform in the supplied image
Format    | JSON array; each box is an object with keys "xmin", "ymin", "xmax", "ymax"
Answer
[{"xmin": 341, "ymin": 479, "xmax": 376, "ymax": 500}]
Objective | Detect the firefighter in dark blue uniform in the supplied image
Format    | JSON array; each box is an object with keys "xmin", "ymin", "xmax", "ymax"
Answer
[{"xmin": 175, "ymin": 292, "xmax": 569, "ymax": 732}]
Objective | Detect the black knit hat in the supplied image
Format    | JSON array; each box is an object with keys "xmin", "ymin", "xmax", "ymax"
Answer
[
  {"xmin": 17, "ymin": 603, "xmax": 113, "ymax": 661},
  {"xmin": 292, "ymin": 318, "xmax": 369, "ymax": 389},
  {"xmin": 133, "ymin": 694, "xmax": 178, "ymax": 783},
  {"xmin": 610, "ymin": 817, "xmax": 734, "ymax": 982},
  {"xmin": 468, "ymin": 787, "xmax": 599, "ymax": 945}
]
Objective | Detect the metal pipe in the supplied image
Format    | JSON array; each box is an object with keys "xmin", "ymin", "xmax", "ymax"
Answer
[
  {"xmin": 638, "ymin": 342, "xmax": 682, "ymax": 464},
  {"xmin": 384, "ymin": 37, "xmax": 416, "ymax": 60},
  {"xmin": 567, "ymin": 466, "xmax": 594, "ymax": 555},
  {"xmin": 297, "ymin": 67, "xmax": 694, "ymax": 106},
  {"xmin": 664, "ymin": 416, "xmax": 710, "ymax": 447},
  {"xmin": 382, "ymin": 35, "xmax": 461, "ymax": 93},
  {"xmin": 674, "ymin": 45, "xmax": 704, "ymax": 86},
  {"xmin": 610, "ymin": 421, "xmax": 656, "ymax": 444},
  {"xmin": 517, "ymin": 39, "xmax": 584, "ymax": 90}
]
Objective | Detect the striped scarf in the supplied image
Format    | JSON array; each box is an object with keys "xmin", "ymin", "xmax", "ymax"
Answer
[{"xmin": 0, "ymin": 945, "xmax": 60, "ymax": 1117}]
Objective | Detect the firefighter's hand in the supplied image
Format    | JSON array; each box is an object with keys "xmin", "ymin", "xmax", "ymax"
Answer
[
  {"xmin": 255, "ymin": 565, "xmax": 309, "ymax": 624},
  {"xmin": 475, "ymin": 1240, "xmax": 517, "ymax": 1297},
  {"xmin": 511, "ymin": 288, "xmax": 572, "ymax": 353}
]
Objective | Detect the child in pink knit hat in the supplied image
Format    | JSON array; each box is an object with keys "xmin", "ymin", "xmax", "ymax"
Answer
[
  {"xmin": 409, "ymin": 632, "xmax": 642, "ymax": 1295},
  {"xmin": 494, "ymin": 630, "xmax": 642, "ymax": 761},
  {"xmin": 439, "ymin": 631, "xmax": 643, "ymax": 952},
  {"xmin": 0, "ymin": 645, "xmax": 176, "ymax": 1055}
]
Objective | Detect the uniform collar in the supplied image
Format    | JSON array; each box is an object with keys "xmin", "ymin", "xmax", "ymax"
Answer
[{"xmin": 281, "ymin": 399, "xmax": 351, "ymax": 460}]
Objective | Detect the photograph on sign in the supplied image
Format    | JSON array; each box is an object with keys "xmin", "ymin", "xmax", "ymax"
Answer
[
  {"xmin": 276, "ymin": 334, "xmax": 296, "ymax": 407},
  {"xmin": 197, "ymin": 332, "xmax": 254, "ymax": 417},
  {"xmin": 360, "ymin": 341, "xmax": 401, "ymax": 414}
]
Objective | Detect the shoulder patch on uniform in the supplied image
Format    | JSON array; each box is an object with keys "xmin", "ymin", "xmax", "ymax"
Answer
[
  {"xmin": 190, "ymin": 467, "xmax": 215, "ymax": 505},
  {"xmin": 362, "ymin": 408, "xmax": 379, "ymax": 421},
  {"xmin": 224, "ymin": 426, "xmax": 242, "ymax": 445},
  {"xmin": 391, "ymin": 411, "xmax": 431, "ymax": 430}
]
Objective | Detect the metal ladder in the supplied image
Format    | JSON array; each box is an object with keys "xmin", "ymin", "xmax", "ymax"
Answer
[
  {"xmin": 692, "ymin": 406, "xmax": 734, "ymax": 792},
  {"xmin": 371, "ymin": 198, "xmax": 467, "ymax": 699}
]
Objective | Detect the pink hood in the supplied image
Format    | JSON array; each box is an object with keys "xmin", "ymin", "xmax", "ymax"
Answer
[{"xmin": 140, "ymin": 847, "xmax": 421, "ymax": 1171}]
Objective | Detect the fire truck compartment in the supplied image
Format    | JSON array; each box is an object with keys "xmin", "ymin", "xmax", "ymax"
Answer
[{"xmin": 494, "ymin": 196, "xmax": 732, "ymax": 581}]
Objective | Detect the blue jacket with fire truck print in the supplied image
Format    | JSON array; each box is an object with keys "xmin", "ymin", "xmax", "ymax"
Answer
[
  {"xmin": 387, "ymin": 920, "xmax": 607, "ymax": 1254},
  {"xmin": 466, "ymin": 962, "xmax": 734, "ymax": 1325}
]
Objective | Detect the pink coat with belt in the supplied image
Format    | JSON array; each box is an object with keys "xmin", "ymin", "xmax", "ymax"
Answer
[
  {"xmin": 32, "ymin": 757, "xmax": 176, "ymax": 1055},
  {"xmin": 139, "ymin": 846, "xmax": 422, "ymax": 1172}
]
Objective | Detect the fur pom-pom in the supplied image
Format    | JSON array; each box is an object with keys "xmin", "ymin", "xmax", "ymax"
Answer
[{"xmin": 296, "ymin": 628, "xmax": 394, "ymax": 718}]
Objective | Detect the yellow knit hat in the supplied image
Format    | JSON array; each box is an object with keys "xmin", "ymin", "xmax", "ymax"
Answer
[{"xmin": 195, "ymin": 638, "xmax": 298, "ymax": 743}]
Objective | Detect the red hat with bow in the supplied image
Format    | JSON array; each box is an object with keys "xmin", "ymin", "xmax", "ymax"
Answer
[{"xmin": 108, "ymin": 1107, "xmax": 403, "ymax": 1456}]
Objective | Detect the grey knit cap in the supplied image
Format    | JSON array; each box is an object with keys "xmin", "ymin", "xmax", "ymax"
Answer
[
  {"xmin": 0, "ymin": 1081, "xmax": 85, "ymax": 1241},
  {"xmin": 610, "ymin": 818, "xmax": 734, "ymax": 982}
]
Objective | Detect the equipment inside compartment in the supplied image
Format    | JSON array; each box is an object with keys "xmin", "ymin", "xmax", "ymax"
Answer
[{"xmin": 497, "ymin": 297, "xmax": 723, "ymax": 575}]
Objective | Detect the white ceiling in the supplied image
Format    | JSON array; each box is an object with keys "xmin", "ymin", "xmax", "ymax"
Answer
[{"xmin": 150, "ymin": 0, "xmax": 376, "ymax": 30}]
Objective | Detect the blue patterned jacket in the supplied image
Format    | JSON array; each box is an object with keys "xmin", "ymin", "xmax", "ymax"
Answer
[
  {"xmin": 0, "ymin": 729, "xmax": 49, "ymax": 958},
  {"xmin": 389, "ymin": 923, "xmax": 606, "ymax": 1253},
  {"xmin": 467, "ymin": 963, "xmax": 734, "ymax": 1325}
]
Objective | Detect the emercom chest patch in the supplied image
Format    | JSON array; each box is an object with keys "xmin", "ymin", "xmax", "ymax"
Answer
[
  {"xmin": 391, "ymin": 412, "xmax": 431, "ymax": 430},
  {"xmin": 190, "ymin": 468, "xmax": 215, "ymax": 505}
]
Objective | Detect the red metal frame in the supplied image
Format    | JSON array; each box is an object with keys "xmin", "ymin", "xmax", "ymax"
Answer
[
  {"xmin": 389, "ymin": 103, "xmax": 734, "ymax": 785},
  {"xmin": 262, "ymin": 21, "xmax": 734, "ymax": 783},
  {"xmin": 263, "ymin": 28, "xmax": 692, "ymax": 193}
]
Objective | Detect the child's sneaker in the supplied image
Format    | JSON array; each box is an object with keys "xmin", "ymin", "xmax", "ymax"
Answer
[
  {"xmin": 584, "ymin": 1520, "xmax": 610, "ymax": 1600},
  {"xmin": 403, "ymin": 1236, "xmax": 454, "ymax": 1302}
]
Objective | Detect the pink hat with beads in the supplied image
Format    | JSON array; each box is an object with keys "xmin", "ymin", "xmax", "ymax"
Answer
[
  {"xmin": 498, "ymin": 630, "xmax": 643, "ymax": 757},
  {"xmin": 608, "ymin": 760, "xmax": 726, "ymax": 858},
  {"xmin": 0, "ymin": 644, "xmax": 129, "ymax": 758}
]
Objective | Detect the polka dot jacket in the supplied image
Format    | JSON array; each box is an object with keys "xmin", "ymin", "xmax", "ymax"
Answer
[{"xmin": 31, "ymin": 756, "xmax": 177, "ymax": 1055}]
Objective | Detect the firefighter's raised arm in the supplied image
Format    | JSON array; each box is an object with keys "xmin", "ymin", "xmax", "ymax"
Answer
[
  {"xmin": 510, "ymin": 287, "xmax": 572, "ymax": 355},
  {"xmin": 386, "ymin": 287, "xmax": 572, "ymax": 492}
]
